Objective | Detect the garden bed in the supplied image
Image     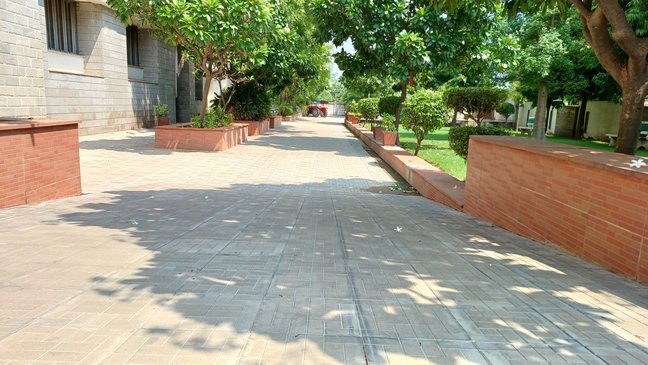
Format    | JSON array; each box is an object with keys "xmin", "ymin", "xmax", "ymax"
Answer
[
  {"xmin": 235, "ymin": 119, "xmax": 270, "ymax": 136},
  {"xmin": 155, "ymin": 123, "xmax": 248, "ymax": 151}
]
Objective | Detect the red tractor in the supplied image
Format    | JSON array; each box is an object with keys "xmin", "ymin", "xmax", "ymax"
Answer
[{"xmin": 307, "ymin": 100, "xmax": 328, "ymax": 117}]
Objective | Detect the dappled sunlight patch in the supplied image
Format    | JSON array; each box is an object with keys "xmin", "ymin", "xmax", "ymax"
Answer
[
  {"xmin": 509, "ymin": 286, "xmax": 543, "ymax": 294},
  {"xmin": 467, "ymin": 235, "xmax": 500, "ymax": 246},
  {"xmin": 461, "ymin": 248, "xmax": 567, "ymax": 275}
]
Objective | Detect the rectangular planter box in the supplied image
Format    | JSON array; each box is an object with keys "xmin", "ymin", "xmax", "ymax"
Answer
[
  {"xmin": 281, "ymin": 115, "xmax": 293, "ymax": 122},
  {"xmin": 234, "ymin": 119, "xmax": 270, "ymax": 136},
  {"xmin": 0, "ymin": 118, "xmax": 81, "ymax": 209},
  {"xmin": 269, "ymin": 116, "xmax": 282, "ymax": 129},
  {"xmin": 155, "ymin": 123, "xmax": 248, "ymax": 151}
]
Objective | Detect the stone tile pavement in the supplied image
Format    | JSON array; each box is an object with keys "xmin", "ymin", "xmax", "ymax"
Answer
[{"xmin": 0, "ymin": 117, "xmax": 648, "ymax": 364}]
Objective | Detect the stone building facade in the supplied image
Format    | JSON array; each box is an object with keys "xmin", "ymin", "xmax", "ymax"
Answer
[{"xmin": 0, "ymin": 0, "xmax": 201, "ymax": 135}]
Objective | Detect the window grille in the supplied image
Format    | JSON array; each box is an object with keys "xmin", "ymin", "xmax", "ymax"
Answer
[
  {"xmin": 126, "ymin": 26, "xmax": 140, "ymax": 66},
  {"xmin": 45, "ymin": 0, "xmax": 78, "ymax": 54}
]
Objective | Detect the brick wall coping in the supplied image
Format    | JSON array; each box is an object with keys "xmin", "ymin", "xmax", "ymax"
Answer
[
  {"xmin": 0, "ymin": 118, "xmax": 80, "ymax": 131},
  {"xmin": 471, "ymin": 136, "xmax": 648, "ymax": 178},
  {"xmin": 156, "ymin": 122, "xmax": 247, "ymax": 132}
]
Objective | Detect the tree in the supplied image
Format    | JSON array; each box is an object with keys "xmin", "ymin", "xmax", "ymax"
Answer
[
  {"xmin": 433, "ymin": 0, "xmax": 648, "ymax": 154},
  {"xmin": 443, "ymin": 87, "xmax": 507, "ymax": 126},
  {"xmin": 509, "ymin": 10, "xmax": 566, "ymax": 140},
  {"xmin": 250, "ymin": 0, "xmax": 330, "ymax": 104},
  {"xmin": 107, "ymin": 0, "xmax": 272, "ymax": 126},
  {"xmin": 510, "ymin": 8, "xmax": 620, "ymax": 139},
  {"xmin": 496, "ymin": 102, "xmax": 516, "ymax": 122},
  {"xmin": 401, "ymin": 90, "xmax": 450, "ymax": 155},
  {"xmin": 313, "ymin": 0, "xmax": 497, "ymax": 143}
]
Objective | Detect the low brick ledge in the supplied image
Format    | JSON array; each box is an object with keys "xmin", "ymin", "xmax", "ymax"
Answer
[
  {"xmin": 471, "ymin": 136, "xmax": 648, "ymax": 178},
  {"xmin": 345, "ymin": 120, "xmax": 464, "ymax": 210},
  {"xmin": 0, "ymin": 118, "xmax": 79, "ymax": 131}
]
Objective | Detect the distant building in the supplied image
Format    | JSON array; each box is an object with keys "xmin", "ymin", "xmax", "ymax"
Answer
[{"xmin": 0, "ymin": 0, "xmax": 203, "ymax": 135}]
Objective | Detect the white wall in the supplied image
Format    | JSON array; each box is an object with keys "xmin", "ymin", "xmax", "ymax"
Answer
[{"xmin": 583, "ymin": 101, "xmax": 622, "ymax": 140}]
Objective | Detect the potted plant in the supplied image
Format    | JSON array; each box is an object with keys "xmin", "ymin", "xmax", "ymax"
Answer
[
  {"xmin": 372, "ymin": 115, "xmax": 386, "ymax": 140},
  {"xmin": 154, "ymin": 104, "xmax": 170, "ymax": 126},
  {"xmin": 381, "ymin": 114, "xmax": 398, "ymax": 146}
]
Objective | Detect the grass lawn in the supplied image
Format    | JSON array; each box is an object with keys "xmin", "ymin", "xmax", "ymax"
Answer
[
  {"xmin": 399, "ymin": 127, "xmax": 468, "ymax": 180},
  {"xmin": 398, "ymin": 127, "xmax": 648, "ymax": 181}
]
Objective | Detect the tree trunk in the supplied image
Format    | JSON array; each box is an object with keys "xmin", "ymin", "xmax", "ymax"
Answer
[
  {"xmin": 574, "ymin": 93, "xmax": 588, "ymax": 139},
  {"xmin": 614, "ymin": 55, "xmax": 647, "ymax": 154},
  {"xmin": 394, "ymin": 81, "xmax": 407, "ymax": 145},
  {"xmin": 533, "ymin": 80, "xmax": 548, "ymax": 141},
  {"xmin": 199, "ymin": 74, "xmax": 213, "ymax": 127},
  {"xmin": 415, "ymin": 139, "xmax": 421, "ymax": 156},
  {"xmin": 513, "ymin": 102, "xmax": 520, "ymax": 130},
  {"xmin": 615, "ymin": 85, "xmax": 645, "ymax": 154}
]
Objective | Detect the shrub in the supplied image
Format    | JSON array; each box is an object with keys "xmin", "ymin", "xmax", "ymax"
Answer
[
  {"xmin": 401, "ymin": 90, "xmax": 449, "ymax": 156},
  {"xmin": 381, "ymin": 114, "xmax": 397, "ymax": 132},
  {"xmin": 220, "ymin": 82, "xmax": 271, "ymax": 121},
  {"xmin": 346, "ymin": 100, "xmax": 359, "ymax": 114},
  {"xmin": 448, "ymin": 125, "xmax": 511, "ymax": 160},
  {"xmin": 443, "ymin": 87, "xmax": 507, "ymax": 126},
  {"xmin": 153, "ymin": 104, "xmax": 169, "ymax": 117},
  {"xmin": 496, "ymin": 102, "xmax": 515, "ymax": 122},
  {"xmin": 378, "ymin": 96, "xmax": 401, "ymax": 116},
  {"xmin": 278, "ymin": 103, "xmax": 296, "ymax": 116},
  {"xmin": 357, "ymin": 97, "xmax": 380, "ymax": 120},
  {"xmin": 191, "ymin": 106, "xmax": 233, "ymax": 128}
]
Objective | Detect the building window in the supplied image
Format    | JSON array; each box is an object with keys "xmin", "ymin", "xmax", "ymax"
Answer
[
  {"xmin": 45, "ymin": 0, "xmax": 78, "ymax": 54},
  {"xmin": 126, "ymin": 26, "xmax": 140, "ymax": 66}
]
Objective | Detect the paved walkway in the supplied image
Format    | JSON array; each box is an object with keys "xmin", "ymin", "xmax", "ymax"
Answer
[{"xmin": 1, "ymin": 117, "xmax": 648, "ymax": 365}]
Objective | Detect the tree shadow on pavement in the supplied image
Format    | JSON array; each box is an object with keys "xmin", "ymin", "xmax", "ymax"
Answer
[{"xmin": 54, "ymin": 181, "xmax": 648, "ymax": 364}]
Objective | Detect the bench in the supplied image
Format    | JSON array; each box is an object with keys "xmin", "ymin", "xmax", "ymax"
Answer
[
  {"xmin": 606, "ymin": 122, "xmax": 648, "ymax": 149},
  {"xmin": 518, "ymin": 127, "xmax": 532, "ymax": 135},
  {"xmin": 606, "ymin": 133, "xmax": 648, "ymax": 149}
]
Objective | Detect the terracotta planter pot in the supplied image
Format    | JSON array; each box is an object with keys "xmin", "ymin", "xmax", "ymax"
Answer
[
  {"xmin": 373, "ymin": 127, "xmax": 385, "ymax": 140},
  {"xmin": 383, "ymin": 131, "xmax": 397, "ymax": 146},
  {"xmin": 157, "ymin": 117, "xmax": 170, "ymax": 126},
  {"xmin": 155, "ymin": 123, "xmax": 248, "ymax": 151}
]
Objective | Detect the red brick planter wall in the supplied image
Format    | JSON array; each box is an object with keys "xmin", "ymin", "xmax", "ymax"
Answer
[
  {"xmin": 234, "ymin": 119, "xmax": 270, "ymax": 136},
  {"xmin": 155, "ymin": 123, "xmax": 248, "ymax": 151},
  {"xmin": 345, "ymin": 121, "xmax": 464, "ymax": 210},
  {"xmin": 281, "ymin": 115, "xmax": 293, "ymax": 122},
  {"xmin": 0, "ymin": 119, "xmax": 81, "ymax": 209},
  {"xmin": 465, "ymin": 136, "xmax": 648, "ymax": 283},
  {"xmin": 269, "ymin": 116, "xmax": 282, "ymax": 129}
]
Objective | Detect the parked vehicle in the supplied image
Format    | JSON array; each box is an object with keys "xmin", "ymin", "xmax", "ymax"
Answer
[{"xmin": 307, "ymin": 100, "xmax": 328, "ymax": 117}]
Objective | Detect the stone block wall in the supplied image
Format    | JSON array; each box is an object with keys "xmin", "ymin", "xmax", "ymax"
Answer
[
  {"xmin": 0, "ymin": 0, "xmax": 47, "ymax": 117},
  {"xmin": 44, "ymin": 3, "xmax": 178, "ymax": 135},
  {"xmin": 1, "ymin": 1, "xmax": 192, "ymax": 135},
  {"xmin": 464, "ymin": 136, "xmax": 648, "ymax": 284}
]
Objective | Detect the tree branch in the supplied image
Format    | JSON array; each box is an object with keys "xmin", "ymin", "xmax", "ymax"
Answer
[
  {"xmin": 584, "ymin": 6, "xmax": 624, "ymax": 85},
  {"xmin": 596, "ymin": 0, "xmax": 648, "ymax": 57},
  {"xmin": 569, "ymin": 0, "xmax": 592, "ymax": 17}
]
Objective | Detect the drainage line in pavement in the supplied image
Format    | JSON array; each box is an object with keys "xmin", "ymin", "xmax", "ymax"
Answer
[{"xmin": 332, "ymin": 196, "xmax": 376, "ymax": 365}]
